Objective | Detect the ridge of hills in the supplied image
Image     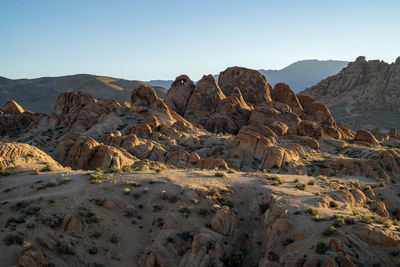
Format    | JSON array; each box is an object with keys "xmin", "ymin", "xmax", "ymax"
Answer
[{"xmin": 0, "ymin": 74, "xmax": 167, "ymax": 114}]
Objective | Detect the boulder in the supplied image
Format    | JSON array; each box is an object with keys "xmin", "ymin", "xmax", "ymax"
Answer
[
  {"xmin": 354, "ymin": 129, "xmax": 380, "ymax": 147},
  {"xmin": 205, "ymin": 88, "xmax": 253, "ymax": 134},
  {"xmin": 261, "ymin": 146, "xmax": 300, "ymax": 170},
  {"xmin": 164, "ymin": 75, "xmax": 195, "ymax": 115},
  {"xmin": 270, "ymin": 83, "xmax": 302, "ymax": 110},
  {"xmin": 248, "ymin": 101, "xmax": 301, "ymax": 136},
  {"xmin": 18, "ymin": 245, "xmax": 47, "ymax": 267},
  {"xmin": 0, "ymin": 142, "xmax": 63, "ymax": 173},
  {"xmin": 289, "ymin": 120, "xmax": 324, "ymax": 139},
  {"xmin": 218, "ymin": 66, "xmax": 272, "ymax": 105},
  {"xmin": 300, "ymin": 136, "xmax": 320, "ymax": 150},
  {"xmin": 56, "ymin": 134, "xmax": 138, "ymax": 170},
  {"xmin": 297, "ymin": 95, "xmax": 335, "ymax": 125},
  {"xmin": 62, "ymin": 215, "xmax": 84, "ymax": 236},
  {"xmin": 184, "ymin": 75, "xmax": 226, "ymax": 125}
]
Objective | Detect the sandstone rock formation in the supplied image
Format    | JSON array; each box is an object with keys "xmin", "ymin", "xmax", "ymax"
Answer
[
  {"xmin": 218, "ymin": 66, "xmax": 272, "ymax": 104},
  {"xmin": 164, "ymin": 75, "xmax": 195, "ymax": 115},
  {"xmin": 184, "ymin": 75, "xmax": 226, "ymax": 125},
  {"xmin": 0, "ymin": 142, "xmax": 63, "ymax": 173}
]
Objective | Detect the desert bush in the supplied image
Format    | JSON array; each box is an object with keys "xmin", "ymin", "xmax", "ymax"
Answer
[
  {"xmin": 315, "ymin": 242, "xmax": 328, "ymax": 254},
  {"xmin": 323, "ymin": 226, "xmax": 336, "ymax": 236},
  {"xmin": 259, "ymin": 203, "xmax": 270, "ymax": 213},
  {"xmin": 199, "ymin": 208, "xmax": 209, "ymax": 216},
  {"xmin": 329, "ymin": 201, "xmax": 339, "ymax": 208},
  {"xmin": 307, "ymin": 180, "xmax": 316, "ymax": 186},
  {"xmin": 123, "ymin": 187, "xmax": 131, "ymax": 195},
  {"xmin": 296, "ymin": 182, "xmax": 306, "ymax": 190},
  {"xmin": 215, "ymin": 172, "xmax": 227, "ymax": 178},
  {"xmin": 267, "ymin": 251, "xmax": 279, "ymax": 262},
  {"xmin": 4, "ymin": 233, "xmax": 23, "ymax": 245}
]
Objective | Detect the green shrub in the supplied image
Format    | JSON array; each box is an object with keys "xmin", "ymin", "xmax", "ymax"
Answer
[
  {"xmin": 323, "ymin": 226, "xmax": 336, "ymax": 236},
  {"xmin": 221, "ymin": 252, "xmax": 244, "ymax": 266},
  {"xmin": 215, "ymin": 172, "xmax": 227, "ymax": 178},
  {"xmin": 127, "ymin": 181, "xmax": 141, "ymax": 187},
  {"xmin": 315, "ymin": 242, "xmax": 328, "ymax": 254},
  {"xmin": 307, "ymin": 180, "xmax": 316, "ymax": 186},
  {"xmin": 329, "ymin": 201, "xmax": 339, "ymax": 208},
  {"xmin": 296, "ymin": 182, "xmax": 306, "ymax": 190},
  {"xmin": 199, "ymin": 208, "xmax": 209, "ymax": 216},
  {"xmin": 4, "ymin": 233, "xmax": 23, "ymax": 245}
]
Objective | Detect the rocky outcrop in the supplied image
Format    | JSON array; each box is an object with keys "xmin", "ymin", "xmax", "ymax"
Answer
[
  {"xmin": 164, "ymin": 75, "xmax": 195, "ymax": 115},
  {"xmin": 354, "ymin": 129, "xmax": 380, "ymax": 147},
  {"xmin": 184, "ymin": 75, "xmax": 226, "ymax": 125},
  {"xmin": 270, "ymin": 83, "xmax": 302, "ymax": 111},
  {"xmin": 248, "ymin": 101, "xmax": 301, "ymax": 136},
  {"xmin": 0, "ymin": 142, "xmax": 63, "ymax": 173},
  {"xmin": 302, "ymin": 56, "xmax": 400, "ymax": 130},
  {"xmin": 55, "ymin": 134, "xmax": 138, "ymax": 170},
  {"xmin": 1, "ymin": 100, "xmax": 26, "ymax": 114},
  {"xmin": 218, "ymin": 66, "xmax": 272, "ymax": 105},
  {"xmin": 205, "ymin": 88, "xmax": 253, "ymax": 134}
]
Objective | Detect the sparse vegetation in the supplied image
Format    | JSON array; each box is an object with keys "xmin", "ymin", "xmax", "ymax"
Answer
[
  {"xmin": 315, "ymin": 242, "xmax": 328, "ymax": 254},
  {"xmin": 296, "ymin": 182, "xmax": 306, "ymax": 190},
  {"xmin": 215, "ymin": 172, "xmax": 227, "ymax": 178},
  {"xmin": 323, "ymin": 225, "xmax": 336, "ymax": 236},
  {"xmin": 267, "ymin": 251, "xmax": 280, "ymax": 262},
  {"xmin": 259, "ymin": 203, "xmax": 270, "ymax": 213},
  {"xmin": 307, "ymin": 180, "xmax": 316, "ymax": 186},
  {"xmin": 4, "ymin": 233, "xmax": 23, "ymax": 245},
  {"xmin": 0, "ymin": 166, "xmax": 10, "ymax": 177},
  {"xmin": 123, "ymin": 187, "xmax": 131, "ymax": 195},
  {"xmin": 329, "ymin": 201, "xmax": 339, "ymax": 208}
]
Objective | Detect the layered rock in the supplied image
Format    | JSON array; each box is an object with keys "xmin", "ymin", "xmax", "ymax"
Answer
[
  {"xmin": 0, "ymin": 142, "xmax": 63, "ymax": 173},
  {"xmin": 55, "ymin": 134, "xmax": 138, "ymax": 170}
]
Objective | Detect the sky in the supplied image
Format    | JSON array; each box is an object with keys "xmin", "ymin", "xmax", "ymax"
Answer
[{"xmin": 1, "ymin": 0, "xmax": 400, "ymax": 81}]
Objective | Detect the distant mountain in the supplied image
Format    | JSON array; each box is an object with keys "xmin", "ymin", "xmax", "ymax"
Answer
[
  {"xmin": 148, "ymin": 60, "xmax": 349, "ymax": 93},
  {"xmin": 0, "ymin": 74, "xmax": 167, "ymax": 114},
  {"xmin": 259, "ymin": 59, "xmax": 349, "ymax": 93},
  {"xmin": 146, "ymin": 80, "xmax": 174, "ymax": 89},
  {"xmin": 301, "ymin": 56, "xmax": 400, "ymax": 130}
]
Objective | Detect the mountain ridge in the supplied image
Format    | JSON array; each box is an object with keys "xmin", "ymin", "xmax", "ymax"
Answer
[{"xmin": 0, "ymin": 74, "xmax": 167, "ymax": 114}]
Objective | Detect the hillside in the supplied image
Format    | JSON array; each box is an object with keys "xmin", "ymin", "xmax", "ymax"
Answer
[
  {"xmin": 301, "ymin": 56, "xmax": 400, "ymax": 131},
  {"xmin": 0, "ymin": 74, "xmax": 167, "ymax": 114},
  {"xmin": 147, "ymin": 60, "xmax": 349, "ymax": 93}
]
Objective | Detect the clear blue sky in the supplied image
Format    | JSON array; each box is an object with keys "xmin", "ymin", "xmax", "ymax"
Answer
[{"xmin": 1, "ymin": 0, "xmax": 399, "ymax": 81}]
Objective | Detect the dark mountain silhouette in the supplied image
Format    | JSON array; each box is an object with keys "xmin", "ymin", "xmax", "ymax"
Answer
[{"xmin": 0, "ymin": 74, "xmax": 167, "ymax": 114}]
